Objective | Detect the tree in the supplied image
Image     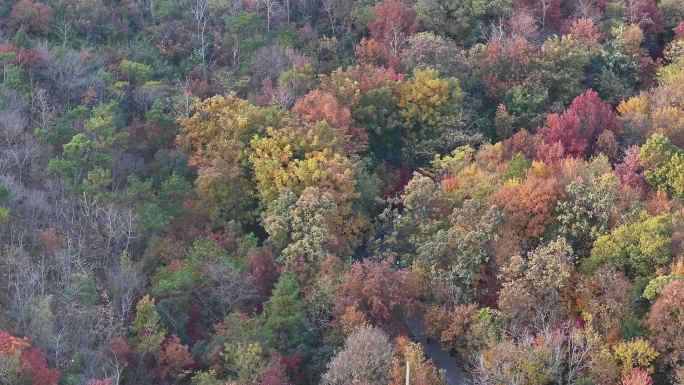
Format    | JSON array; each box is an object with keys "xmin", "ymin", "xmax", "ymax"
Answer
[
  {"xmin": 556, "ymin": 160, "xmax": 621, "ymax": 258},
  {"xmin": 647, "ymin": 281, "xmax": 684, "ymax": 373},
  {"xmin": 469, "ymin": 38, "xmax": 540, "ymax": 100},
  {"xmin": 333, "ymin": 259, "xmax": 417, "ymax": 333},
  {"xmin": 245, "ymin": 247, "xmax": 281, "ymax": 301},
  {"xmin": 613, "ymin": 339, "xmax": 659, "ymax": 376},
  {"xmin": 537, "ymin": 0, "xmax": 562, "ymax": 30},
  {"xmin": 178, "ymin": 93, "xmax": 286, "ymax": 226},
  {"xmin": 490, "ymin": 176, "xmax": 558, "ymax": 242},
  {"xmin": 661, "ymin": 1, "xmax": 684, "ymax": 31},
  {"xmin": 473, "ymin": 323, "xmax": 599, "ymax": 385},
  {"xmin": 323, "ymin": 65, "xmax": 407, "ymax": 164},
  {"xmin": 130, "ymin": 295, "xmax": 166, "ymax": 357},
  {"xmin": 319, "ymin": 0, "xmax": 353, "ymax": 38},
  {"xmin": 0, "ymin": 330, "xmax": 29, "ymax": 384},
  {"xmin": 539, "ymin": 34, "xmax": 598, "ymax": 106},
  {"xmin": 538, "ymin": 90, "xmax": 618, "ymax": 160},
  {"xmin": 368, "ymin": 0, "xmax": 419, "ymax": 57},
  {"xmin": 7, "ymin": 0, "xmax": 52, "ymax": 35},
  {"xmin": 321, "ymin": 327, "xmax": 393, "ymax": 385},
  {"xmin": 262, "ymin": 273, "xmax": 306, "ymax": 349},
  {"xmin": 200, "ymin": 263, "xmax": 258, "ymax": 322},
  {"xmin": 584, "ymin": 213, "xmax": 677, "ymax": 277},
  {"xmin": 497, "ymin": 238, "xmax": 575, "ymax": 331},
  {"xmin": 501, "ymin": 84, "xmax": 548, "ymax": 131},
  {"xmin": 20, "ymin": 348, "xmax": 62, "ymax": 385},
  {"xmin": 292, "ymin": 90, "xmax": 368, "ymax": 151},
  {"xmin": 616, "ymin": 146, "xmax": 647, "ymax": 193},
  {"xmin": 159, "ymin": 335, "xmax": 194, "ymax": 382},
  {"xmin": 621, "ymin": 367, "xmax": 653, "ymax": 385},
  {"xmin": 578, "ymin": 267, "xmax": 633, "ymax": 336},
  {"xmin": 398, "ymin": 68, "xmax": 463, "ymax": 160},
  {"xmin": 623, "ymin": 0, "xmax": 664, "ymax": 36},
  {"xmin": 256, "ymin": 0, "xmax": 282, "ymax": 33},
  {"xmin": 222, "ymin": 342, "xmax": 267, "ymax": 384},
  {"xmin": 259, "ymin": 351, "xmax": 290, "ymax": 385},
  {"xmin": 415, "ymin": 200, "xmax": 502, "ymax": 291},
  {"xmin": 637, "ymin": 134, "xmax": 684, "ymax": 201},
  {"xmin": 431, "ymin": 304, "xmax": 498, "ymax": 359},
  {"xmin": 263, "ymin": 187, "xmax": 336, "ymax": 268},
  {"xmin": 401, "ymin": 33, "xmax": 464, "ymax": 78}
]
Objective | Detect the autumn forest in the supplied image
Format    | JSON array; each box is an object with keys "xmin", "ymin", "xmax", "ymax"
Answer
[{"xmin": 0, "ymin": 0, "xmax": 683, "ymax": 383}]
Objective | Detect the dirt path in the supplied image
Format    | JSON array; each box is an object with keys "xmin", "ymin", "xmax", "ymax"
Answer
[{"xmin": 407, "ymin": 317, "xmax": 470, "ymax": 385}]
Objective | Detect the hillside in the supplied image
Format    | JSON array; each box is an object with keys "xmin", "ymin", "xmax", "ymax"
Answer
[{"xmin": 1, "ymin": 0, "xmax": 684, "ymax": 384}]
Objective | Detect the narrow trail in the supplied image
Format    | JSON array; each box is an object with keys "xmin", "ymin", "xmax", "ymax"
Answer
[{"xmin": 407, "ymin": 317, "xmax": 470, "ymax": 385}]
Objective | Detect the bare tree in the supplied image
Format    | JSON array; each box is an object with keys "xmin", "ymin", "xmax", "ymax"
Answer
[
  {"xmin": 94, "ymin": 203, "xmax": 138, "ymax": 263},
  {"xmin": 386, "ymin": 23, "xmax": 408, "ymax": 58},
  {"xmin": 258, "ymin": 0, "xmax": 283, "ymax": 32},
  {"xmin": 320, "ymin": 0, "xmax": 352, "ymax": 38},
  {"xmin": 473, "ymin": 323, "xmax": 599, "ymax": 385},
  {"xmin": 190, "ymin": 0, "xmax": 211, "ymax": 81},
  {"xmin": 250, "ymin": 45, "xmax": 295, "ymax": 88},
  {"xmin": 3, "ymin": 246, "xmax": 47, "ymax": 328},
  {"xmin": 30, "ymin": 87, "xmax": 58, "ymax": 135},
  {"xmin": 37, "ymin": 45, "xmax": 105, "ymax": 111},
  {"xmin": 107, "ymin": 256, "xmax": 144, "ymax": 330},
  {"xmin": 198, "ymin": 264, "xmax": 258, "ymax": 322},
  {"xmin": 574, "ymin": 0, "xmax": 601, "ymax": 21},
  {"xmin": 0, "ymin": 129, "xmax": 46, "ymax": 185}
]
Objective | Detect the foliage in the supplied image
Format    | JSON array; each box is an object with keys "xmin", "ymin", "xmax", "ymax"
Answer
[
  {"xmin": 130, "ymin": 295, "xmax": 166, "ymax": 357},
  {"xmin": 321, "ymin": 327, "xmax": 393, "ymax": 385},
  {"xmin": 262, "ymin": 273, "xmax": 306, "ymax": 349},
  {"xmin": 584, "ymin": 213, "xmax": 678, "ymax": 277},
  {"xmin": 2, "ymin": 0, "xmax": 684, "ymax": 382}
]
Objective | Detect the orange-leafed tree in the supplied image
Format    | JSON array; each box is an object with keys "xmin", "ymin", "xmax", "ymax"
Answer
[
  {"xmin": 292, "ymin": 90, "xmax": 368, "ymax": 152},
  {"xmin": 489, "ymin": 176, "xmax": 559, "ymax": 242},
  {"xmin": 368, "ymin": 0, "xmax": 419, "ymax": 54}
]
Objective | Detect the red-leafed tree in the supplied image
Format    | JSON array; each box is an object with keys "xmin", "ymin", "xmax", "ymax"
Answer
[
  {"xmin": 0, "ymin": 331, "xmax": 29, "ymax": 384},
  {"xmin": 20, "ymin": 348, "xmax": 62, "ymax": 385},
  {"xmin": 567, "ymin": 18, "xmax": 603, "ymax": 46},
  {"xmin": 159, "ymin": 335, "xmax": 194, "ymax": 382},
  {"xmin": 333, "ymin": 259, "xmax": 418, "ymax": 334},
  {"xmin": 103, "ymin": 337, "xmax": 131, "ymax": 370},
  {"xmin": 280, "ymin": 352, "xmax": 306, "ymax": 385},
  {"xmin": 259, "ymin": 351, "xmax": 290, "ymax": 385},
  {"xmin": 7, "ymin": 0, "xmax": 53, "ymax": 35},
  {"xmin": 246, "ymin": 247, "xmax": 282, "ymax": 301},
  {"xmin": 536, "ymin": 0, "xmax": 562, "ymax": 31},
  {"xmin": 615, "ymin": 146, "xmax": 646, "ymax": 193},
  {"xmin": 501, "ymin": 129, "xmax": 541, "ymax": 160},
  {"xmin": 355, "ymin": 37, "xmax": 393, "ymax": 69},
  {"xmin": 0, "ymin": 330, "xmax": 29, "ymax": 355},
  {"xmin": 675, "ymin": 22, "xmax": 684, "ymax": 40},
  {"xmin": 537, "ymin": 89, "xmax": 618, "ymax": 160}
]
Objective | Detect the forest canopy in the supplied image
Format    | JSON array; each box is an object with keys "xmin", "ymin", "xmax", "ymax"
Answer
[{"xmin": 1, "ymin": 0, "xmax": 684, "ymax": 384}]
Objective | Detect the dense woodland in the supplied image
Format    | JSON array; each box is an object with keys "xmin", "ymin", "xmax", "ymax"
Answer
[{"xmin": 1, "ymin": 0, "xmax": 684, "ymax": 383}]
